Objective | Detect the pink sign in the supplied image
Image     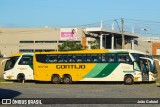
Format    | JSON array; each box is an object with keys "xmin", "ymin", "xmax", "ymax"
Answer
[{"xmin": 60, "ymin": 28, "xmax": 77, "ymax": 40}]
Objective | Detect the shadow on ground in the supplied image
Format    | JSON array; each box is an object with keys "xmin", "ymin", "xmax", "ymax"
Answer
[
  {"xmin": 34, "ymin": 81, "xmax": 156, "ymax": 85},
  {"xmin": 0, "ymin": 88, "xmax": 21, "ymax": 99}
]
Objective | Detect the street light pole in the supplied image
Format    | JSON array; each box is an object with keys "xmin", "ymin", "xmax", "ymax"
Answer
[{"xmin": 121, "ymin": 18, "xmax": 125, "ymax": 49}]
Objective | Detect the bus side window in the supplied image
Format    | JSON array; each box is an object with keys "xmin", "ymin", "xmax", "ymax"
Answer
[
  {"xmin": 86, "ymin": 54, "xmax": 91, "ymax": 62},
  {"xmin": 48, "ymin": 55, "xmax": 58, "ymax": 63},
  {"xmin": 68, "ymin": 55, "xmax": 75, "ymax": 63},
  {"xmin": 91, "ymin": 54, "xmax": 98, "ymax": 63},
  {"xmin": 36, "ymin": 54, "xmax": 48, "ymax": 63},
  {"xmin": 73, "ymin": 55, "xmax": 76, "ymax": 62},
  {"xmin": 118, "ymin": 54, "xmax": 126, "ymax": 63},
  {"xmin": 76, "ymin": 55, "xmax": 83, "ymax": 63},
  {"xmin": 81, "ymin": 54, "xmax": 86, "ymax": 63},
  {"xmin": 126, "ymin": 55, "xmax": 132, "ymax": 64},
  {"xmin": 97, "ymin": 54, "xmax": 102, "ymax": 63},
  {"xmin": 118, "ymin": 54, "xmax": 132, "ymax": 64},
  {"xmin": 102, "ymin": 54, "xmax": 106, "ymax": 63},
  {"xmin": 48, "ymin": 55, "xmax": 54, "ymax": 63},
  {"xmin": 58, "ymin": 55, "xmax": 63, "ymax": 62},
  {"xmin": 63, "ymin": 55, "xmax": 68, "ymax": 62},
  {"xmin": 107, "ymin": 54, "xmax": 115, "ymax": 63}
]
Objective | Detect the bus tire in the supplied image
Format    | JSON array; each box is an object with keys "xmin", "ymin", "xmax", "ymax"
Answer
[
  {"xmin": 124, "ymin": 75, "xmax": 134, "ymax": 85},
  {"xmin": 63, "ymin": 75, "xmax": 72, "ymax": 84},
  {"xmin": 51, "ymin": 75, "xmax": 61, "ymax": 84},
  {"xmin": 17, "ymin": 73, "xmax": 25, "ymax": 83}
]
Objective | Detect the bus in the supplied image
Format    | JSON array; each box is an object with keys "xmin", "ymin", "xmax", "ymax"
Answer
[
  {"xmin": 33, "ymin": 49, "xmax": 157, "ymax": 85},
  {"xmin": 3, "ymin": 53, "xmax": 34, "ymax": 82}
]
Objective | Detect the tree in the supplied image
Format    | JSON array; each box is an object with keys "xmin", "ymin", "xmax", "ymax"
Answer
[
  {"xmin": 88, "ymin": 40, "xmax": 99, "ymax": 49},
  {"xmin": 58, "ymin": 40, "xmax": 83, "ymax": 51},
  {"xmin": 0, "ymin": 51, "xmax": 3, "ymax": 58}
]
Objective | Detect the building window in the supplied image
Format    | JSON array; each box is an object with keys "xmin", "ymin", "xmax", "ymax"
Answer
[
  {"xmin": 35, "ymin": 41, "xmax": 57, "ymax": 43},
  {"xmin": 58, "ymin": 41, "xmax": 65, "ymax": 43},
  {"xmin": 58, "ymin": 41, "xmax": 81, "ymax": 43},
  {"xmin": 19, "ymin": 49, "xmax": 34, "ymax": 52},
  {"xmin": 35, "ymin": 49, "xmax": 55, "ymax": 52},
  {"xmin": 20, "ymin": 41, "xmax": 34, "ymax": 43},
  {"xmin": 75, "ymin": 41, "xmax": 81, "ymax": 43}
]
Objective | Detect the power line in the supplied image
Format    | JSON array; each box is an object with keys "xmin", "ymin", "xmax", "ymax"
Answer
[{"xmin": 124, "ymin": 18, "xmax": 160, "ymax": 24}]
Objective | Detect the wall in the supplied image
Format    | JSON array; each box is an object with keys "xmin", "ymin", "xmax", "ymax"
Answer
[
  {"xmin": 0, "ymin": 28, "xmax": 86, "ymax": 57},
  {"xmin": 153, "ymin": 56, "xmax": 160, "ymax": 81},
  {"xmin": 135, "ymin": 41, "xmax": 152, "ymax": 54},
  {"xmin": 152, "ymin": 42, "xmax": 160, "ymax": 55},
  {"xmin": 0, "ymin": 58, "xmax": 5, "ymax": 79}
]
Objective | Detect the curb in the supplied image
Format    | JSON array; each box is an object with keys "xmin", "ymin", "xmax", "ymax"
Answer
[
  {"xmin": 156, "ymin": 82, "xmax": 160, "ymax": 87},
  {"xmin": 0, "ymin": 82, "xmax": 14, "ymax": 83}
]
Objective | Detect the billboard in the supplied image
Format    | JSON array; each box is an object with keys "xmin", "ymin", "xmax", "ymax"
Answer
[{"xmin": 60, "ymin": 28, "xmax": 77, "ymax": 40}]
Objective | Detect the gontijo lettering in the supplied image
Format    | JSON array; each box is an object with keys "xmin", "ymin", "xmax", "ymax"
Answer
[{"xmin": 56, "ymin": 65, "xmax": 85, "ymax": 69}]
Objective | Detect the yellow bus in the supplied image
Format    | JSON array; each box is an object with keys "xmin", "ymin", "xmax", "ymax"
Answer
[{"xmin": 33, "ymin": 49, "xmax": 157, "ymax": 85}]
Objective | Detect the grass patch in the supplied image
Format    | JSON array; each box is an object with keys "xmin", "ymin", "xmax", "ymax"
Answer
[
  {"xmin": 0, "ymin": 79, "xmax": 11, "ymax": 82},
  {"xmin": 156, "ymin": 80, "xmax": 160, "ymax": 86}
]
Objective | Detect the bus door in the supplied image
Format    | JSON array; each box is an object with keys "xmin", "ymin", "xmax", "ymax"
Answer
[{"xmin": 139, "ymin": 57, "xmax": 154, "ymax": 82}]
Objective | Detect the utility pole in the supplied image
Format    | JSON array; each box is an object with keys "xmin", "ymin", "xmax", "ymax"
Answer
[{"xmin": 121, "ymin": 18, "xmax": 125, "ymax": 49}]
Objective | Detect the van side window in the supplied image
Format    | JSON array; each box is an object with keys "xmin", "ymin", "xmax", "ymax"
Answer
[{"xmin": 19, "ymin": 56, "xmax": 33, "ymax": 65}]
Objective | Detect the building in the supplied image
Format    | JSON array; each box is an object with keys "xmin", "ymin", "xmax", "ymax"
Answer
[
  {"xmin": 0, "ymin": 27, "xmax": 139, "ymax": 57},
  {"xmin": 137, "ymin": 37, "xmax": 160, "ymax": 55}
]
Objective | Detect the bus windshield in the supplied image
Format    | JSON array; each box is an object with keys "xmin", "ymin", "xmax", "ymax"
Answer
[
  {"xmin": 4, "ymin": 56, "xmax": 19, "ymax": 71},
  {"xmin": 131, "ymin": 53, "xmax": 145, "ymax": 61}
]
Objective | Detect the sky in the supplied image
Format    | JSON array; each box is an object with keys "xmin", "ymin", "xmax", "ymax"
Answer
[{"xmin": 0, "ymin": 0, "xmax": 160, "ymax": 28}]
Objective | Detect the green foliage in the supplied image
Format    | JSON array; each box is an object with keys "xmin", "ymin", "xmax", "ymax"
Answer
[
  {"xmin": 58, "ymin": 40, "xmax": 83, "ymax": 51},
  {"xmin": 0, "ymin": 51, "xmax": 3, "ymax": 58},
  {"xmin": 88, "ymin": 40, "xmax": 99, "ymax": 49}
]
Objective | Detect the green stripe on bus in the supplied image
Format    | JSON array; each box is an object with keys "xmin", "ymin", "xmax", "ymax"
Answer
[
  {"xmin": 29, "ymin": 65, "xmax": 33, "ymax": 70},
  {"xmin": 84, "ymin": 64, "xmax": 108, "ymax": 78},
  {"xmin": 94, "ymin": 63, "xmax": 119, "ymax": 78}
]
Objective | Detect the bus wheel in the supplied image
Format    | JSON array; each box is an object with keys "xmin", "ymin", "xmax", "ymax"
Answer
[
  {"xmin": 124, "ymin": 75, "xmax": 134, "ymax": 85},
  {"xmin": 63, "ymin": 75, "xmax": 72, "ymax": 84},
  {"xmin": 17, "ymin": 73, "xmax": 25, "ymax": 83},
  {"xmin": 51, "ymin": 75, "xmax": 61, "ymax": 84}
]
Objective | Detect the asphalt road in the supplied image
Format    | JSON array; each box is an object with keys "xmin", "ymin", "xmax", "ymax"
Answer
[
  {"xmin": 0, "ymin": 82, "xmax": 160, "ymax": 98},
  {"xmin": 0, "ymin": 82, "xmax": 160, "ymax": 107}
]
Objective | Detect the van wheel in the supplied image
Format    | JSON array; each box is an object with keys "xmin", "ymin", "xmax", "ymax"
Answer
[
  {"xmin": 17, "ymin": 73, "xmax": 25, "ymax": 83},
  {"xmin": 51, "ymin": 75, "xmax": 61, "ymax": 84},
  {"xmin": 124, "ymin": 76, "xmax": 134, "ymax": 85},
  {"xmin": 63, "ymin": 75, "xmax": 72, "ymax": 84}
]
